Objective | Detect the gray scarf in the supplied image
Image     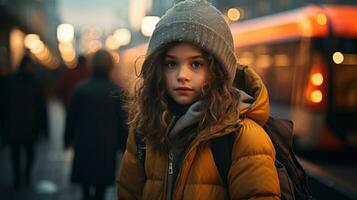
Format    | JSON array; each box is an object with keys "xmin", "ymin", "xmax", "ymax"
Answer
[{"xmin": 168, "ymin": 100, "xmax": 203, "ymax": 156}]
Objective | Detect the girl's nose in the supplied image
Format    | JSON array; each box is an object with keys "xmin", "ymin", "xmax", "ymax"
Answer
[{"xmin": 177, "ymin": 65, "xmax": 190, "ymax": 82}]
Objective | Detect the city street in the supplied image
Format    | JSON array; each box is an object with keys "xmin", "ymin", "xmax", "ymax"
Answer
[
  {"xmin": 1, "ymin": 1, "xmax": 357, "ymax": 199},
  {"xmin": 0, "ymin": 99, "xmax": 119, "ymax": 200},
  {"xmin": 1, "ymin": 100, "xmax": 357, "ymax": 200}
]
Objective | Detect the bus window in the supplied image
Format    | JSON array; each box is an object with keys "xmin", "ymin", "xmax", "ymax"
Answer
[
  {"xmin": 237, "ymin": 41, "xmax": 300, "ymax": 104},
  {"xmin": 332, "ymin": 38, "xmax": 357, "ymax": 113}
]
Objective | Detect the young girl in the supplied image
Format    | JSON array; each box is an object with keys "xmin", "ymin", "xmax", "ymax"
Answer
[{"xmin": 117, "ymin": 0, "xmax": 280, "ymax": 199}]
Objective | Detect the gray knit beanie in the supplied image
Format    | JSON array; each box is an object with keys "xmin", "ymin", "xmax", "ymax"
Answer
[{"xmin": 147, "ymin": 0, "xmax": 238, "ymax": 82}]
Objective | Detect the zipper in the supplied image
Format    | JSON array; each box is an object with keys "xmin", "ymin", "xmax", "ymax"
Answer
[
  {"xmin": 166, "ymin": 151, "xmax": 175, "ymax": 200},
  {"xmin": 168, "ymin": 152, "xmax": 174, "ymax": 175},
  {"xmin": 164, "ymin": 123, "xmax": 240, "ymax": 199},
  {"xmin": 164, "ymin": 117, "xmax": 177, "ymax": 200}
]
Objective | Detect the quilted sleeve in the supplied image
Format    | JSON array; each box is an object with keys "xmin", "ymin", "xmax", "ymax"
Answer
[
  {"xmin": 116, "ymin": 129, "xmax": 146, "ymax": 199},
  {"xmin": 229, "ymin": 118, "xmax": 281, "ymax": 200}
]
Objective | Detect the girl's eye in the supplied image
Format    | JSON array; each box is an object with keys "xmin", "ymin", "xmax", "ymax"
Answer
[
  {"xmin": 191, "ymin": 61, "xmax": 204, "ymax": 69},
  {"xmin": 164, "ymin": 60, "xmax": 177, "ymax": 69}
]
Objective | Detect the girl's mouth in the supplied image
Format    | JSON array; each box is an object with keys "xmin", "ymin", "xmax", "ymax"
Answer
[{"xmin": 174, "ymin": 87, "xmax": 193, "ymax": 91}]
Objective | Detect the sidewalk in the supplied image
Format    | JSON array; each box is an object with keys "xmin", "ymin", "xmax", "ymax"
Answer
[{"xmin": 0, "ymin": 99, "xmax": 117, "ymax": 200}]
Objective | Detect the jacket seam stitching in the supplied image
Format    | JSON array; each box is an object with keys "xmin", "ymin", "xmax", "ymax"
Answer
[{"xmin": 232, "ymin": 153, "xmax": 274, "ymax": 163}]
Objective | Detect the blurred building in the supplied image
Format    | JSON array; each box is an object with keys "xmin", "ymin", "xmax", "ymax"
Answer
[
  {"xmin": 213, "ymin": 0, "xmax": 357, "ymax": 21},
  {"xmin": 0, "ymin": 0, "xmax": 60, "ymax": 71}
]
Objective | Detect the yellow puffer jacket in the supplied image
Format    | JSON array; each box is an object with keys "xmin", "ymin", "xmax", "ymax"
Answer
[{"xmin": 117, "ymin": 66, "xmax": 281, "ymax": 200}]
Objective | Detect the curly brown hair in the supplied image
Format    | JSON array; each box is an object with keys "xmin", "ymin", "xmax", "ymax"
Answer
[{"xmin": 127, "ymin": 42, "xmax": 240, "ymax": 150}]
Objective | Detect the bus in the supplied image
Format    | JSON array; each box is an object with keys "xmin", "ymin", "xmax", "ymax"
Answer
[
  {"xmin": 117, "ymin": 5, "xmax": 357, "ymax": 151},
  {"xmin": 231, "ymin": 5, "xmax": 357, "ymax": 150}
]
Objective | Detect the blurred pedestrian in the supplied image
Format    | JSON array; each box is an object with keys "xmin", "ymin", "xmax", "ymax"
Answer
[
  {"xmin": 2, "ymin": 55, "xmax": 48, "ymax": 189},
  {"xmin": 117, "ymin": 0, "xmax": 280, "ymax": 199},
  {"xmin": 56, "ymin": 55, "xmax": 90, "ymax": 109},
  {"xmin": 64, "ymin": 49, "xmax": 128, "ymax": 200},
  {"xmin": 0, "ymin": 56, "xmax": 9, "ymax": 148}
]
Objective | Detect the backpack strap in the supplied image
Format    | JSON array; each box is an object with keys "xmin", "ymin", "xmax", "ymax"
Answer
[
  {"xmin": 211, "ymin": 132, "xmax": 235, "ymax": 187},
  {"xmin": 135, "ymin": 134, "xmax": 146, "ymax": 166}
]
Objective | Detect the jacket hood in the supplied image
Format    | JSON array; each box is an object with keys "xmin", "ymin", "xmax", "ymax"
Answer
[
  {"xmin": 234, "ymin": 65, "xmax": 270, "ymax": 126},
  {"xmin": 202, "ymin": 65, "xmax": 270, "ymax": 138}
]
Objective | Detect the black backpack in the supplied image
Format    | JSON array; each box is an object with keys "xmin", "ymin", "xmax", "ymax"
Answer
[{"xmin": 211, "ymin": 116, "xmax": 313, "ymax": 200}]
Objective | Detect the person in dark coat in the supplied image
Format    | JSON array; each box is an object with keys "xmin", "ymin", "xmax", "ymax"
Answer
[
  {"xmin": 0, "ymin": 58, "xmax": 9, "ymax": 148},
  {"xmin": 2, "ymin": 55, "xmax": 48, "ymax": 188},
  {"xmin": 64, "ymin": 49, "xmax": 128, "ymax": 200}
]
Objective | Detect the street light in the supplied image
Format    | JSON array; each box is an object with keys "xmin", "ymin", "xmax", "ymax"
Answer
[
  {"xmin": 29, "ymin": 40, "xmax": 45, "ymax": 54},
  {"xmin": 105, "ymin": 35, "xmax": 120, "ymax": 50},
  {"xmin": 227, "ymin": 8, "xmax": 241, "ymax": 22},
  {"xmin": 24, "ymin": 34, "xmax": 40, "ymax": 49},
  {"xmin": 59, "ymin": 42, "xmax": 74, "ymax": 53},
  {"xmin": 141, "ymin": 16, "xmax": 160, "ymax": 37},
  {"xmin": 114, "ymin": 28, "xmax": 131, "ymax": 46},
  {"xmin": 57, "ymin": 24, "xmax": 74, "ymax": 43}
]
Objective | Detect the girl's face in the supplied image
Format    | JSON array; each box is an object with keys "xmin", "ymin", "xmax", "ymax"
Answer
[{"xmin": 163, "ymin": 43, "xmax": 208, "ymax": 105}]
